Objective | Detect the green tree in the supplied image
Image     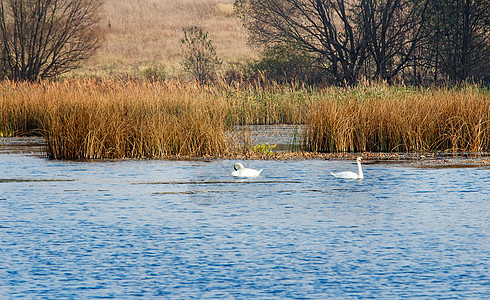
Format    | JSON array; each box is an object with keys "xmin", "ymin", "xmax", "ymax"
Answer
[{"xmin": 248, "ymin": 42, "xmax": 326, "ymax": 85}]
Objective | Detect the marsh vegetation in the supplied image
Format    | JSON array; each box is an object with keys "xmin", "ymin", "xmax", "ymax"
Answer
[{"xmin": 1, "ymin": 80, "xmax": 488, "ymax": 159}]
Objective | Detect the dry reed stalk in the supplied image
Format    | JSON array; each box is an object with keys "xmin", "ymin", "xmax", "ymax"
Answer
[
  {"xmin": 225, "ymin": 84, "xmax": 313, "ymax": 125},
  {"xmin": 0, "ymin": 80, "xmax": 48, "ymax": 136},
  {"xmin": 1, "ymin": 79, "xmax": 312, "ymax": 158},
  {"xmin": 0, "ymin": 80, "xmax": 229, "ymax": 159},
  {"xmin": 1, "ymin": 80, "xmax": 488, "ymax": 158},
  {"xmin": 305, "ymin": 84, "xmax": 490, "ymax": 153}
]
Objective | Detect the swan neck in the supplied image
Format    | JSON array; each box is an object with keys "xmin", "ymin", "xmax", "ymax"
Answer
[{"xmin": 357, "ymin": 160, "xmax": 364, "ymax": 178}]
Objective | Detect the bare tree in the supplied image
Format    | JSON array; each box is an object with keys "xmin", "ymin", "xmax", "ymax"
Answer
[
  {"xmin": 435, "ymin": 0, "xmax": 489, "ymax": 82},
  {"xmin": 0, "ymin": 0, "xmax": 102, "ymax": 81},
  {"xmin": 235, "ymin": 0, "xmax": 369, "ymax": 85},
  {"xmin": 360, "ymin": 0, "xmax": 430, "ymax": 82},
  {"xmin": 237, "ymin": 0, "xmax": 489, "ymax": 85}
]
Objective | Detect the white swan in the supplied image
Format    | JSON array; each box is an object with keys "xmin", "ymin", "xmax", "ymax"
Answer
[
  {"xmin": 330, "ymin": 157, "xmax": 365, "ymax": 179},
  {"xmin": 232, "ymin": 162, "xmax": 263, "ymax": 177}
]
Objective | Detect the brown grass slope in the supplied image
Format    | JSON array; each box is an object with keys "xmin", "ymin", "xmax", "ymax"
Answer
[{"xmin": 77, "ymin": 0, "xmax": 252, "ymax": 77}]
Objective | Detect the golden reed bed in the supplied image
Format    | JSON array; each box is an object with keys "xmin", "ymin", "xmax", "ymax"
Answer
[
  {"xmin": 305, "ymin": 84, "xmax": 490, "ymax": 153},
  {"xmin": 1, "ymin": 79, "xmax": 488, "ymax": 159}
]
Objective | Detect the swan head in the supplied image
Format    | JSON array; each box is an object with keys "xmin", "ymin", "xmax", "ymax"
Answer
[
  {"xmin": 233, "ymin": 162, "xmax": 244, "ymax": 171},
  {"xmin": 357, "ymin": 157, "xmax": 365, "ymax": 163}
]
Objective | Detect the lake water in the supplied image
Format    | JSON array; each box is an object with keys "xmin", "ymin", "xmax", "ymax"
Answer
[{"xmin": 1, "ymin": 152, "xmax": 489, "ymax": 299}]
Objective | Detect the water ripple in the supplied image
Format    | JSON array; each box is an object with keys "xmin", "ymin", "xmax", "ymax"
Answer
[{"xmin": 0, "ymin": 155, "xmax": 488, "ymax": 299}]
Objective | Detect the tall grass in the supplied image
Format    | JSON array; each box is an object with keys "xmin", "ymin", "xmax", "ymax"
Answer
[
  {"xmin": 223, "ymin": 83, "xmax": 313, "ymax": 125},
  {"xmin": 1, "ymin": 80, "xmax": 230, "ymax": 158},
  {"xmin": 0, "ymin": 79, "xmax": 311, "ymax": 159},
  {"xmin": 1, "ymin": 80, "xmax": 488, "ymax": 159},
  {"xmin": 304, "ymin": 84, "xmax": 490, "ymax": 152},
  {"xmin": 0, "ymin": 81, "xmax": 45, "ymax": 136}
]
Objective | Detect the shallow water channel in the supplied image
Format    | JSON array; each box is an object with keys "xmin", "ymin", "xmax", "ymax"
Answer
[{"xmin": 1, "ymin": 150, "xmax": 489, "ymax": 298}]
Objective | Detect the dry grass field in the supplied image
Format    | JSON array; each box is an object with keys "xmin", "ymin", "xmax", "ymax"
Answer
[{"xmin": 75, "ymin": 0, "xmax": 254, "ymax": 77}]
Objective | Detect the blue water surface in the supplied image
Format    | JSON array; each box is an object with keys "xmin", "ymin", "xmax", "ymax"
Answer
[{"xmin": 1, "ymin": 153, "xmax": 489, "ymax": 299}]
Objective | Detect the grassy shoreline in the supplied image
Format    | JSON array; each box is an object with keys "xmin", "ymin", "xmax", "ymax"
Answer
[
  {"xmin": 1, "ymin": 136, "xmax": 489, "ymax": 169},
  {"xmin": 1, "ymin": 79, "xmax": 488, "ymax": 160},
  {"xmin": 306, "ymin": 84, "xmax": 490, "ymax": 153}
]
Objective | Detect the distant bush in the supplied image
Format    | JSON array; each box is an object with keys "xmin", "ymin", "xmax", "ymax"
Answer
[
  {"xmin": 221, "ymin": 62, "xmax": 249, "ymax": 85},
  {"xmin": 181, "ymin": 26, "xmax": 222, "ymax": 84},
  {"xmin": 247, "ymin": 44, "xmax": 328, "ymax": 85},
  {"xmin": 141, "ymin": 64, "xmax": 166, "ymax": 82}
]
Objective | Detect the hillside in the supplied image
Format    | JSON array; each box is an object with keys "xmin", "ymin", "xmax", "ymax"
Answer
[{"xmin": 75, "ymin": 0, "xmax": 254, "ymax": 77}]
